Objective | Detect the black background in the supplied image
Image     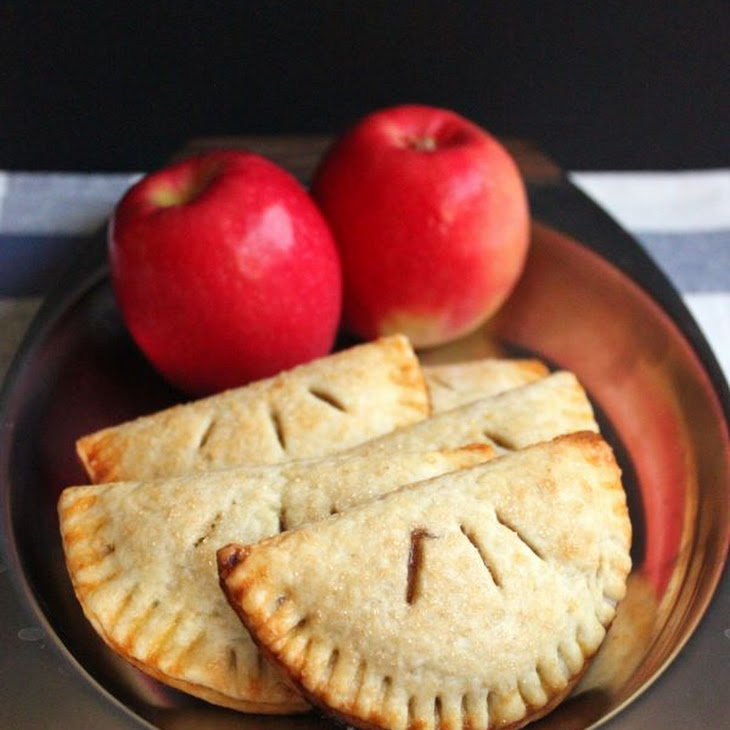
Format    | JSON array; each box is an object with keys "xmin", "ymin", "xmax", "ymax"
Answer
[{"xmin": 1, "ymin": 1, "xmax": 728, "ymax": 171}]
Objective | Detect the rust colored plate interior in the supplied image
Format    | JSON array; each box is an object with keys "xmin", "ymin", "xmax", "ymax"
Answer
[{"xmin": 1, "ymin": 189, "xmax": 728, "ymax": 730}]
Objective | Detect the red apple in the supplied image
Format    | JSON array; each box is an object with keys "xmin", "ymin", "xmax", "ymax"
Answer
[
  {"xmin": 311, "ymin": 104, "xmax": 530, "ymax": 348},
  {"xmin": 109, "ymin": 150, "xmax": 342, "ymax": 395}
]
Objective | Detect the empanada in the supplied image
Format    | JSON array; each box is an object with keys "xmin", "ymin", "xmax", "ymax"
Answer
[
  {"xmin": 424, "ymin": 358, "xmax": 548, "ymax": 412},
  {"xmin": 59, "ymin": 446, "xmax": 492, "ymax": 713},
  {"xmin": 354, "ymin": 370, "xmax": 597, "ymax": 456},
  {"xmin": 219, "ymin": 432, "xmax": 632, "ymax": 730},
  {"xmin": 76, "ymin": 335, "xmax": 429, "ymax": 483}
]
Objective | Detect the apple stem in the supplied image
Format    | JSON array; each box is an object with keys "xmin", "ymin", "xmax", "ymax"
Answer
[
  {"xmin": 409, "ymin": 136, "xmax": 437, "ymax": 152},
  {"xmin": 150, "ymin": 163, "xmax": 221, "ymax": 208}
]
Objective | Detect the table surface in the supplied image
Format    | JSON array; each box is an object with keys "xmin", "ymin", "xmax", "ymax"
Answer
[{"xmin": 0, "ymin": 149, "xmax": 728, "ymax": 730}]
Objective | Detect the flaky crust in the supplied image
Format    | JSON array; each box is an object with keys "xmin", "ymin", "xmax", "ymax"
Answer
[
  {"xmin": 59, "ymin": 446, "xmax": 493, "ymax": 712},
  {"xmin": 76, "ymin": 335, "xmax": 429, "ymax": 483},
  {"xmin": 353, "ymin": 371, "xmax": 598, "ymax": 457},
  {"xmin": 219, "ymin": 433, "xmax": 632, "ymax": 730},
  {"xmin": 424, "ymin": 358, "xmax": 548, "ymax": 413}
]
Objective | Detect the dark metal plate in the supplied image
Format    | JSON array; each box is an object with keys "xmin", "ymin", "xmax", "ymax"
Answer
[{"xmin": 1, "ymin": 180, "xmax": 728, "ymax": 729}]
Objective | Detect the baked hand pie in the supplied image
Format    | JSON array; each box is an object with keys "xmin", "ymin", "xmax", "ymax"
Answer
[
  {"xmin": 354, "ymin": 370, "xmax": 597, "ymax": 457},
  {"xmin": 218, "ymin": 432, "xmax": 632, "ymax": 730},
  {"xmin": 424, "ymin": 358, "xmax": 548, "ymax": 412},
  {"xmin": 75, "ymin": 335, "xmax": 429, "ymax": 483},
  {"xmin": 58, "ymin": 446, "xmax": 492, "ymax": 713}
]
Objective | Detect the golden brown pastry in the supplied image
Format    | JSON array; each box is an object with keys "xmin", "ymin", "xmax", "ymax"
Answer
[
  {"xmin": 219, "ymin": 433, "xmax": 631, "ymax": 730},
  {"xmin": 59, "ymin": 445, "xmax": 492, "ymax": 713},
  {"xmin": 423, "ymin": 358, "xmax": 548, "ymax": 412},
  {"xmin": 354, "ymin": 370, "xmax": 598, "ymax": 456},
  {"xmin": 76, "ymin": 335, "xmax": 429, "ymax": 483}
]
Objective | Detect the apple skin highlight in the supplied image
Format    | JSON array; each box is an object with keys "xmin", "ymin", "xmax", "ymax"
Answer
[
  {"xmin": 109, "ymin": 150, "xmax": 343, "ymax": 395},
  {"xmin": 312, "ymin": 104, "xmax": 530, "ymax": 348}
]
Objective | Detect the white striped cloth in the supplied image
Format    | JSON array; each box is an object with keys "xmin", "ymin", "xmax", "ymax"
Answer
[{"xmin": 1, "ymin": 170, "xmax": 728, "ymax": 386}]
